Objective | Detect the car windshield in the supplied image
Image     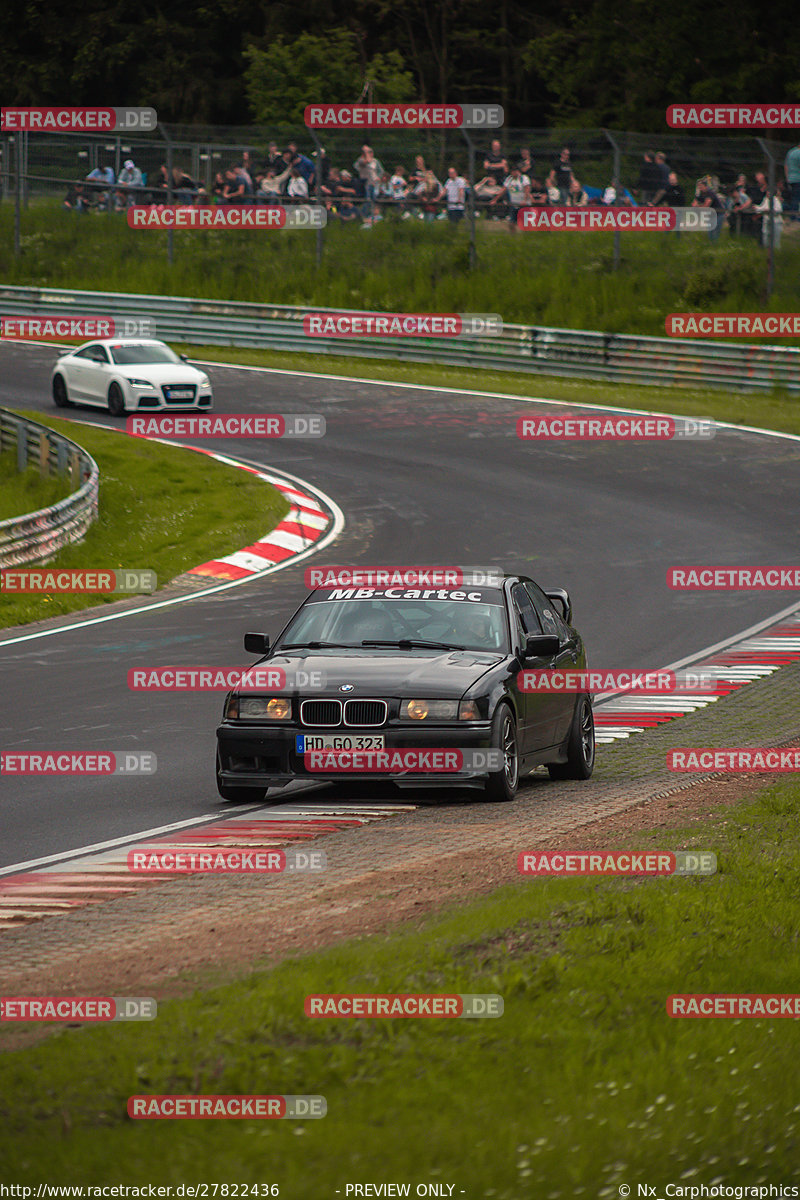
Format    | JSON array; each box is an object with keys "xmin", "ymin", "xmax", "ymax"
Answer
[
  {"xmin": 277, "ymin": 596, "xmax": 508, "ymax": 654},
  {"xmin": 109, "ymin": 343, "xmax": 181, "ymax": 365}
]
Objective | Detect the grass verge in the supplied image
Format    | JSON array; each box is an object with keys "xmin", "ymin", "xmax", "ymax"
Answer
[
  {"xmin": 2, "ymin": 200, "xmax": 799, "ymax": 341},
  {"xmin": 1, "ymin": 775, "xmax": 799, "ymax": 1188},
  {"xmin": 0, "ymin": 449, "xmax": 73, "ymax": 522},
  {"xmin": 0, "ymin": 413, "xmax": 289, "ymax": 629}
]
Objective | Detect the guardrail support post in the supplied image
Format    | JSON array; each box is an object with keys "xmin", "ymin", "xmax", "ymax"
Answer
[
  {"xmin": 757, "ymin": 137, "xmax": 777, "ymax": 301},
  {"xmin": 13, "ymin": 135, "xmax": 21, "ymax": 257},
  {"xmin": 309, "ymin": 129, "xmax": 325, "ymax": 268},
  {"xmin": 16, "ymin": 422, "xmax": 27, "ymax": 473}
]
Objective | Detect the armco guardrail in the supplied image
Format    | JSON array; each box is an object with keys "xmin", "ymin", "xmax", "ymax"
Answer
[
  {"xmin": 1, "ymin": 285, "xmax": 798, "ymax": 393},
  {"xmin": 0, "ymin": 408, "xmax": 99, "ymax": 567}
]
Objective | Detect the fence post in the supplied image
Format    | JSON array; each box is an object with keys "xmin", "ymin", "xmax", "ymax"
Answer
[
  {"xmin": 757, "ymin": 137, "xmax": 777, "ymax": 301},
  {"xmin": 163, "ymin": 126, "xmax": 174, "ymax": 266},
  {"xmin": 604, "ymin": 129, "xmax": 621, "ymax": 271},
  {"xmin": 309, "ymin": 128, "xmax": 325, "ymax": 267},
  {"xmin": 13, "ymin": 135, "xmax": 21, "ymax": 256},
  {"xmin": 461, "ymin": 129, "xmax": 477, "ymax": 270}
]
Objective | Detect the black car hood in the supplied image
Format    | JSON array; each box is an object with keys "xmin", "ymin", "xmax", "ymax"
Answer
[{"xmin": 257, "ymin": 650, "xmax": 504, "ymax": 695}]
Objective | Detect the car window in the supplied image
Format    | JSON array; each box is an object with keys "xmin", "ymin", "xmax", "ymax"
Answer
[
  {"xmin": 511, "ymin": 583, "xmax": 542, "ymax": 636},
  {"xmin": 110, "ymin": 343, "xmax": 180, "ymax": 365},
  {"xmin": 279, "ymin": 598, "xmax": 508, "ymax": 653},
  {"xmin": 75, "ymin": 344, "xmax": 105, "ymax": 361},
  {"xmin": 525, "ymin": 582, "xmax": 569, "ymax": 639}
]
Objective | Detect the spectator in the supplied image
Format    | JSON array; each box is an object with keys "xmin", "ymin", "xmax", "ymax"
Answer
[
  {"xmin": 474, "ymin": 174, "xmax": 505, "ymax": 213},
  {"xmin": 637, "ymin": 152, "xmax": 659, "ymax": 204},
  {"xmin": 662, "ymin": 170, "xmax": 685, "ymax": 207},
  {"xmin": 286, "ymin": 167, "xmax": 309, "ymax": 203},
  {"xmin": 311, "ymin": 147, "xmax": 330, "ymax": 190},
  {"xmin": 441, "ymin": 165, "xmax": 466, "ymax": 222},
  {"xmin": 754, "ymin": 182, "xmax": 784, "ymax": 248},
  {"xmin": 407, "ymin": 154, "xmax": 427, "ymax": 192},
  {"xmin": 729, "ymin": 175, "xmax": 758, "ymax": 239},
  {"xmin": 289, "ymin": 144, "xmax": 315, "ymax": 188},
  {"xmin": 494, "ymin": 164, "xmax": 530, "ymax": 223},
  {"xmin": 257, "ymin": 167, "xmax": 288, "ymax": 203},
  {"xmin": 517, "ymin": 147, "xmax": 534, "ymax": 177},
  {"xmin": 240, "ymin": 150, "xmax": 258, "ymax": 179},
  {"xmin": 85, "ymin": 161, "xmax": 115, "ymax": 209},
  {"xmin": 650, "ymin": 151, "xmax": 670, "ymax": 204},
  {"xmin": 211, "ymin": 172, "xmax": 227, "ymax": 202},
  {"xmin": 265, "ymin": 142, "xmax": 283, "ymax": 173},
  {"xmin": 483, "ymin": 139, "xmax": 507, "ymax": 187},
  {"xmin": 419, "ymin": 169, "xmax": 441, "ymax": 222},
  {"xmin": 172, "ymin": 166, "xmax": 198, "ymax": 203},
  {"xmin": 388, "ymin": 165, "xmax": 411, "ymax": 218},
  {"xmin": 547, "ymin": 147, "xmax": 574, "ymax": 203},
  {"xmin": 114, "ymin": 158, "xmax": 143, "ymax": 209},
  {"xmin": 63, "ymin": 181, "xmax": 87, "ymax": 212},
  {"xmin": 785, "ymin": 140, "xmax": 800, "ymax": 220},
  {"xmin": 567, "ymin": 177, "xmax": 589, "ymax": 206},
  {"xmin": 353, "ymin": 144, "xmax": 385, "ymax": 222},
  {"xmin": 692, "ymin": 174, "xmax": 727, "ymax": 241},
  {"xmin": 222, "ymin": 166, "xmax": 253, "ymax": 204},
  {"xmin": 602, "ymin": 181, "xmax": 617, "ymax": 206},
  {"xmin": 334, "ymin": 170, "xmax": 359, "ymax": 222}
]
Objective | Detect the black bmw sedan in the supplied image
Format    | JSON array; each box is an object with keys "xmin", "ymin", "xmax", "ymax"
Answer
[{"xmin": 215, "ymin": 574, "xmax": 594, "ymax": 803}]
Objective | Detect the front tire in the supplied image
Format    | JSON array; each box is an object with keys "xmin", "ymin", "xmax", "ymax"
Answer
[
  {"xmin": 548, "ymin": 695, "xmax": 595, "ymax": 780},
  {"xmin": 52, "ymin": 375, "xmax": 72, "ymax": 408},
  {"xmin": 481, "ymin": 703, "xmax": 519, "ymax": 802},
  {"xmin": 107, "ymin": 382, "xmax": 126, "ymax": 417}
]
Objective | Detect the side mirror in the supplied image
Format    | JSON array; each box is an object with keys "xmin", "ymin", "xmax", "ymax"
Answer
[
  {"xmin": 179, "ymin": 353, "xmax": 189, "ymax": 362},
  {"xmin": 545, "ymin": 588, "xmax": 572, "ymax": 625},
  {"xmin": 524, "ymin": 634, "xmax": 560, "ymax": 660},
  {"xmin": 244, "ymin": 632, "xmax": 270, "ymax": 655}
]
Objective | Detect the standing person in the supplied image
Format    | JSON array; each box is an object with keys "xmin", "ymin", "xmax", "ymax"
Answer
[
  {"xmin": 547, "ymin": 147, "xmax": 573, "ymax": 203},
  {"xmin": 286, "ymin": 167, "xmax": 309, "ymax": 203},
  {"xmin": 729, "ymin": 175, "xmax": 758, "ymax": 239},
  {"xmin": 754, "ymin": 182, "xmax": 784, "ymax": 248},
  {"xmin": 637, "ymin": 152, "xmax": 659, "ymax": 204},
  {"xmin": 353, "ymin": 144, "xmax": 385, "ymax": 223},
  {"xmin": 784, "ymin": 140, "xmax": 800, "ymax": 220},
  {"xmin": 483, "ymin": 139, "xmax": 507, "ymax": 187},
  {"xmin": 388, "ymin": 165, "xmax": 411, "ymax": 218},
  {"xmin": 441, "ymin": 165, "xmax": 467, "ymax": 222},
  {"xmin": 662, "ymin": 171, "xmax": 685, "ymax": 207},
  {"xmin": 517, "ymin": 147, "xmax": 534, "ymax": 177},
  {"xmin": 650, "ymin": 152, "xmax": 670, "ymax": 204}
]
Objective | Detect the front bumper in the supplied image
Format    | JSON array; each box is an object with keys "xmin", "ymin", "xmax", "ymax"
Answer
[
  {"xmin": 216, "ymin": 721, "xmax": 494, "ymax": 789},
  {"xmin": 131, "ymin": 391, "xmax": 214, "ymax": 411}
]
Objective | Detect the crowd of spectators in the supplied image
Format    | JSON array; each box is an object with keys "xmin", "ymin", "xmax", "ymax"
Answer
[{"xmin": 63, "ymin": 137, "xmax": 800, "ymax": 244}]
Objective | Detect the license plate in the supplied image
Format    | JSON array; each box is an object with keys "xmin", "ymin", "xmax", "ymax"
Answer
[
  {"xmin": 167, "ymin": 388, "xmax": 193, "ymax": 399},
  {"xmin": 296, "ymin": 734, "xmax": 385, "ymax": 753}
]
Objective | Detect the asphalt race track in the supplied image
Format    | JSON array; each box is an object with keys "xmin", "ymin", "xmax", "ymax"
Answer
[{"xmin": 2, "ymin": 341, "xmax": 799, "ymax": 869}]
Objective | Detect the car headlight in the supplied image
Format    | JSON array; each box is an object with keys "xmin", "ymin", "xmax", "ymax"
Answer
[
  {"xmin": 226, "ymin": 696, "xmax": 292, "ymax": 720},
  {"xmin": 198, "ymin": 375, "xmax": 211, "ymax": 388},
  {"xmin": 129, "ymin": 378, "xmax": 154, "ymax": 388},
  {"xmin": 400, "ymin": 699, "xmax": 459, "ymax": 720}
]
